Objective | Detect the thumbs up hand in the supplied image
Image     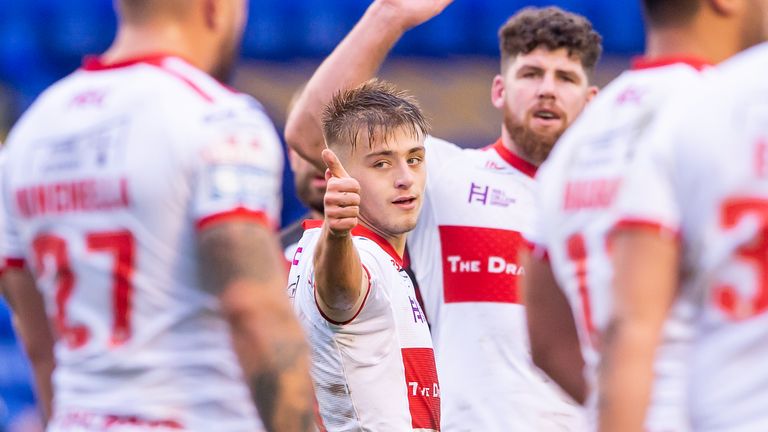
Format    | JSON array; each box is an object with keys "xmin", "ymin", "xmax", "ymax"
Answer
[{"xmin": 321, "ymin": 149, "xmax": 361, "ymax": 237}]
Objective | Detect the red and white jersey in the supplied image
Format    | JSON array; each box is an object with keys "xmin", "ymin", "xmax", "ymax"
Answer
[
  {"xmin": 531, "ymin": 58, "xmax": 710, "ymax": 431},
  {"xmin": 613, "ymin": 43, "xmax": 768, "ymax": 431},
  {"xmin": 288, "ymin": 221, "xmax": 440, "ymax": 431},
  {"xmin": 1, "ymin": 54, "xmax": 283, "ymax": 431},
  {"xmin": 407, "ymin": 136, "xmax": 583, "ymax": 431}
]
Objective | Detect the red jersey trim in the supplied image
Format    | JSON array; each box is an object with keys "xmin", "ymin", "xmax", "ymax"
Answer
[
  {"xmin": 631, "ymin": 56, "xmax": 712, "ymax": 72},
  {"xmin": 489, "ymin": 138, "xmax": 538, "ymax": 178},
  {"xmin": 196, "ymin": 208, "xmax": 272, "ymax": 231},
  {"xmin": 523, "ymin": 239, "xmax": 550, "ymax": 262},
  {"xmin": 82, "ymin": 54, "xmax": 215, "ymax": 103},
  {"xmin": 4, "ymin": 258, "xmax": 26, "ymax": 269},
  {"xmin": 302, "ymin": 219, "xmax": 404, "ymax": 267},
  {"xmin": 610, "ymin": 218, "xmax": 681, "ymax": 240},
  {"xmin": 314, "ymin": 264, "xmax": 372, "ymax": 326},
  {"xmin": 81, "ymin": 54, "xmax": 179, "ymax": 71}
]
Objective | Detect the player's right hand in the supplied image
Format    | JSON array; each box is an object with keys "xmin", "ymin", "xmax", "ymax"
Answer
[
  {"xmin": 321, "ymin": 149, "xmax": 361, "ymax": 237},
  {"xmin": 377, "ymin": 0, "xmax": 454, "ymax": 31}
]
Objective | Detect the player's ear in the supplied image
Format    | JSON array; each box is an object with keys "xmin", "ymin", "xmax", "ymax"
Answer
[
  {"xmin": 586, "ymin": 85, "xmax": 599, "ymax": 103},
  {"xmin": 491, "ymin": 74, "xmax": 505, "ymax": 110},
  {"xmin": 707, "ymin": 0, "xmax": 741, "ymax": 16},
  {"xmin": 202, "ymin": 0, "xmax": 218, "ymax": 30}
]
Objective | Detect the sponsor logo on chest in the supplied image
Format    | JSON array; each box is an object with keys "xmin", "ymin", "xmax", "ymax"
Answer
[{"xmin": 439, "ymin": 226, "xmax": 526, "ymax": 304}]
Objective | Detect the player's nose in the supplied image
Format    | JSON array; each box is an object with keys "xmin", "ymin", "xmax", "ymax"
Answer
[
  {"xmin": 537, "ymin": 72, "xmax": 557, "ymax": 98},
  {"xmin": 394, "ymin": 162, "xmax": 415, "ymax": 190}
]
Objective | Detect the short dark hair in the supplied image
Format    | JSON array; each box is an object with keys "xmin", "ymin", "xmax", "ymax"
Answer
[
  {"xmin": 499, "ymin": 7, "xmax": 602, "ymax": 74},
  {"xmin": 322, "ymin": 79, "xmax": 429, "ymax": 151},
  {"xmin": 642, "ymin": 0, "xmax": 701, "ymax": 28}
]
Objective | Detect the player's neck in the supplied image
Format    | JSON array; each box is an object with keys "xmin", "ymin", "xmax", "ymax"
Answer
[
  {"xmin": 644, "ymin": 20, "xmax": 736, "ymax": 65},
  {"xmin": 102, "ymin": 24, "xmax": 211, "ymax": 72},
  {"xmin": 358, "ymin": 219, "xmax": 407, "ymax": 258},
  {"xmin": 500, "ymin": 127, "xmax": 540, "ymax": 168}
]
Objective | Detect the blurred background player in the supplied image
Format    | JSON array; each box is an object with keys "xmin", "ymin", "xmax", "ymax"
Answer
[
  {"xmin": 285, "ymin": 1, "xmax": 601, "ymax": 429},
  {"xmin": 522, "ymin": 0, "xmax": 766, "ymax": 430},
  {"xmin": 599, "ymin": 3, "xmax": 768, "ymax": 431},
  {"xmin": 281, "ymin": 87, "xmax": 326, "ymax": 258},
  {"xmin": 0, "ymin": 0, "xmax": 314, "ymax": 430},
  {"xmin": 281, "ymin": 149, "xmax": 326, "ymax": 259},
  {"xmin": 288, "ymin": 80, "xmax": 439, "ymax": 431}
]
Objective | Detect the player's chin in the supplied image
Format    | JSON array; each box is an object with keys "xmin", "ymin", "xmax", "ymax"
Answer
[{"xmin": 385, "ymin": 216, "xmax": 419, "ymax": 236}]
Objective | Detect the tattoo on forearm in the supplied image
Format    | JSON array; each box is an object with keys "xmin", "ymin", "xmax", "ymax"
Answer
[{"xmin": 251, "ymin": 340, "xmax": 314, "ymax": 432}]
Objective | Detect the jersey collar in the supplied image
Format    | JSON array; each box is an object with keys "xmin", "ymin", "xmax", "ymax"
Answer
[
  {"xmin": 630, "ymin": 56, "xmax": 712, "ymax": 71},
  {"xmin": 82, "ymin": 53, "xmax": 182, "ymax": 71},
  {"xmin": 488, "ymin": 138, "xmax": 538, "ymax": 178},
  {"xmin": 302, "ymin": 220, "xmax": 404, "ymax": 267}
]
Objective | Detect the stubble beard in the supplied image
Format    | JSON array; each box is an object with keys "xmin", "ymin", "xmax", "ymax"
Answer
[{"xmin": 504, "ymin": 113, "xmax": 567, "ymax": 166}]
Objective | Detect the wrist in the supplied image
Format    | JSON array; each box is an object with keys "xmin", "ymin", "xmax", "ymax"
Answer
[
  {"xmin": 323, "ymin": 222, "xmax": 353, "ymax": 240},
  {"xmin": 368, "ymin": 1, "xmax": 411, "ymax": 37}
]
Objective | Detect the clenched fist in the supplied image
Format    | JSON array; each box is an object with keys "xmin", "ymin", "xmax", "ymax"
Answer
[{"xmin": 321, "ymin": 149, "xmax": 361, "ymax": 237}]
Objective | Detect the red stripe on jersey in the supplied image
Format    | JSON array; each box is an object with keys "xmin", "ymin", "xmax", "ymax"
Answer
[
  {"xmin": 439, "ymin": 226, "xmax": 526, "ymax": 304},
  {"xmin": 4, "ymin": 258, "xmax": 26, "ymax": 269},
  {"xmin": 81, "ymin": 54, "xmax": 173, "ymax": 71},
  {"xmin": 631, "ymin": 56, "xmax": 712, "ymax": 71},
  {"xmin": 82, "ymin": 54, "xmax": 215, "ymax": 103},
  {"xmin": 402, "ymin": 347, "xmax": 441, "ymax": 430},
  {"xmin": 611, "ymin": 218, "xmax": 680, "ymax": 240},
  {"xmin": 312, "ymin": 394, "xmax": 327, "ymax": 432},
  {"xmin": 148, "ymin": 61, "xmax": 215, "ymax": 103},
  {"xmin": 196, "ymin": 208, "xmax": 271, "ymax": 231},
  {"xmin": 490, "ymin": 138, "xmax": 538, "ymax": 178},
  {"xmin": 302, "ymin": 219, "xmax": 404, "ymax": 268},
  {"xmin": 314, "ymin": 265, "xmax": 372, "ymax": 326}
]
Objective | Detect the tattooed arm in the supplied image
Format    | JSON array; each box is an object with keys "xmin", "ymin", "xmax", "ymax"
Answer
[{"xmin": 198, "ymin": 221, "xmax": 314, "ymax": 432}]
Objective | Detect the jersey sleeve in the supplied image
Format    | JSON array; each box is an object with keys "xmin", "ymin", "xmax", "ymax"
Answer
[
  {"xmin": 407, "ymin": 136, "xmax": 463, "ymax": 292},
  {"xmin": 0, "ymin": 153, "xmax": 26, "ymax": 269},
  {"xmin": 190, "ymin": 101, "xmax": 284, "ymax": 231},
  {"xmin": 524, "ymin": 174, "xmax": 549, "ymax": 260},
  {"xmin": 612, "ymin": 103, "xmax": 684, "ymax": 238},
  {"xmin": 418, "ymin": 135, "xmax": 462, "ymax": 225}
]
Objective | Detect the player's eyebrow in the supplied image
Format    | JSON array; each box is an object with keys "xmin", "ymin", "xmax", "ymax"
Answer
[
  {"xmin": 364, "ymin": 146, "xmax": 425, "ymax": 159},
  {"xmin": 364, "ymin": 150, "xmax": 395, "ymax": 159}
]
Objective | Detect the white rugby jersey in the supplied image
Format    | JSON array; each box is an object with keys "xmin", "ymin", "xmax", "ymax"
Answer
[
  {"xmin": 613, "ymin": 42, "xmax": 768, "ymax": 431},
  {"xmin": 288, "ymin": 221, "xmax": 440, "ymax": 431},
  {"xmin": 1, "ymin": 54, "xmax": 283, "ymax": 431},
  {"xmin": 407, "ymin": 136, "xmax": 583, "ymax": 431},
  {"xmin": 531, "ymin": 57, "xmax": 710, "ymax": 431}
]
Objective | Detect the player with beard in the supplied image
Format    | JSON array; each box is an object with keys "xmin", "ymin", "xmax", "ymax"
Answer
[
  {"xmin": 0, "ymin": 0, "xmax": 314, "ymax": 430},
  {"xmin": 284, "ymin": 2, "xmax": 601, "ymax": 429}
]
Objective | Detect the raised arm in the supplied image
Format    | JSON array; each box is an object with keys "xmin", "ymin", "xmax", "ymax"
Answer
[
  {"xmin": 198, "ymin": 222, "xmax": 314, "ymax": 432},
  {"xmin": 598, "ymin": 228, "xmax": 679, "ymax": 432},
  {"xmin": 521, "ymin": 250, "xmax": 586, "ymax": 404},
  {"xmin": 313, "ymin": 149, "xmax": 369, "ymax": 323},
  {"xmin": 1, "ymin": 267, "xmax": 55, "ymax": 424},
  {"xmin": 284, "ymin": 0, "xmax": 452, "ymax": 168}
]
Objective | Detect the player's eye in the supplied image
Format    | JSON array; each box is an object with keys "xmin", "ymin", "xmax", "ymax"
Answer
[
  {"xmin": 407, "ymin": 157, "xmax": 423, "ymax": 165},
  {"xmin": 373, "ymin": 160, "xmax": 390, "ymax": 169}
]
